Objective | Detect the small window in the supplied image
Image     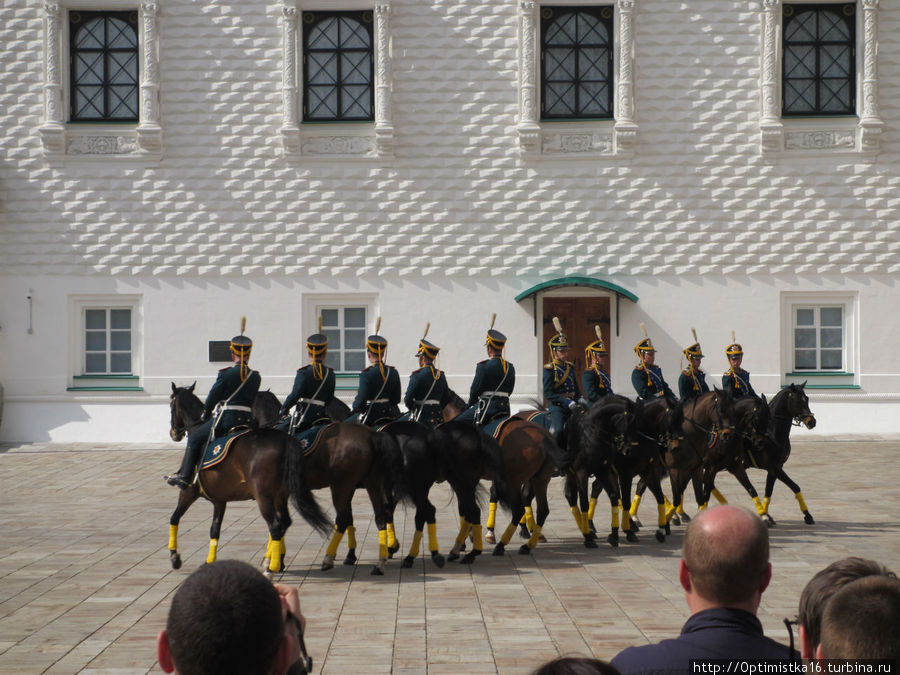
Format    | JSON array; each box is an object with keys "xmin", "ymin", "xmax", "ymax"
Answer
[
  {"xmin": 793, "ymin": 305, "xmax": 843, "ymax": 371},
  {"xmin": 303, "ymin": 11, "xmax": 374, "ymax": 122},
  {"xmin": 540, "ymin": 6, "xmax": 614, "ymax": 120},
  {"xmin": 782, "ymin": 4, "xmax": 855, "ymax": 116},
  {"xmin": 70, "ymin": 10, "xmax": 140, "ymax": 122},
  {"xmin": 319, "ymin": 306, "xmax": 367, "ymax": 373},
  {"xmin": 84, "ymin": 308, "xmax": 132, "ymax": 374}
]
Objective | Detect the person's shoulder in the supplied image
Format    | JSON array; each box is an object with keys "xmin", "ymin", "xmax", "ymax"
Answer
[
  {"xmin": 543, "ymin": 362, "xmax": 554, "ymax": 370},
  {"xmin": 611, "ymin": 639, "xmax": 684, "ymax": 675}
]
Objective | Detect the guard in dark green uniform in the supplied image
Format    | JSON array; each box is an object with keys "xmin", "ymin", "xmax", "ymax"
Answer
[
  {"xmin": 678, "ymin": 331, "xmax": 709, "ymax": 402},
  {"xmin": 455, "ymin": 314, "xmax": 515, "ymax": 425},
  {"xmin": 166, "ymin": 318, "xmax": 261, "ymax": 489},
  {"xmin": 398, "ymin": 324, "xmax": 450, "ymax": 428},
  {"xmin": 347, "ymin": 319, "xmax": 401, "ymax": 426},
  {"xmin": 543, "ymin": 317, "xmax": 582, "ymax": 446},
  {"xmin": 722, "ymin": 332, "xmax": 756, "ymax": 399},
  {"xmin": 582, "ymin": 325, "xmax": 613, "ymax": 403},
  {"xmin": 280, "ymin": 329, "xmax": 336, "ymax": 433},
  {"xmin": 631, "ymin": 326, "xmax": 676, "ymax": 401}
]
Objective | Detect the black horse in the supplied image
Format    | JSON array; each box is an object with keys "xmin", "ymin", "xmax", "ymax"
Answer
[{"xmin": 167, "ymin": 384, "xmax": 331, "ymax": 575}]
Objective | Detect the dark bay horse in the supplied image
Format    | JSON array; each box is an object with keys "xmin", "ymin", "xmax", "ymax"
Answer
[
  {"xmin": 167, "ymin": 384, "xmax": 330, "ymax": 575},
  {"xmin": 252, "ymin": 390, "xmax": 406, "ymax": 575}
]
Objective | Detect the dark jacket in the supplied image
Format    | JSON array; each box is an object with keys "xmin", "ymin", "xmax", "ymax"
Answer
[
  {"xmin": 679, "ymin": 368, "xmax": 710, "ymax": 402},
  {"xmin": 351, "ymin": 363, "xmax": 401, "ymax": 424},
  {"xmin": 282, "ymin": 363, "xmax": 336, "ymax": 428},
  {"xmin": 468, "ymin": 356, "xmax": 515, "ymax": 422},
  {"xmin": 204, "ymin": 364, "xmax": 261, "ymax": 435},
  {"xmin": 403, "ymin": 365, "xmax": 450, "ymax": 427},
  {"xmin": 582, "ymin": 367, "xmax": 613, "ymax": 402},
  {"xmin": 722, "ymin": 368, "xmax": 756, "ymax": 399},
  {"xmin": 632, "ymin": 364, "xmax": 676, "ymax": 401}
]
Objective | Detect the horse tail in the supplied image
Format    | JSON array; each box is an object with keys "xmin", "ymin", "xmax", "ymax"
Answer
[
  {"xmin": 283, "ymin": 435, "xmax": 331, "ymax": 535},
  {"xmin": 482, "ymin": 432, "xmax": 513, "ymax": 511},
  {"xmin": 372, "ymin": 430, "xmax": 408, "ymax": 504}
]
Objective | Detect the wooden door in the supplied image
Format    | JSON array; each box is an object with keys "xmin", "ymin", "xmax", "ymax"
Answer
[{"xmin": 542, "ymin": 297, "xmax": 611, "ymax": 374}]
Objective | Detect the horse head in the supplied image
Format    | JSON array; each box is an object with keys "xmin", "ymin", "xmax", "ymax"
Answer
[
  {"xmin": 252, "ymin": 389, "xmax": 283, "ymax": 428},
  {"xmin": 787, "ymin": 381, "xmax": 816, "ymax": 429},
  {"xmin": 442, "ymin": 389, "xmax": 467, "ymax": 422},
  {"xmin": 169, "ymin": 381, "xmax": 201, "ymax": 442},
  {"xmin": 581, "ymin": 397, "xmax": 632, "ymax": 464}
]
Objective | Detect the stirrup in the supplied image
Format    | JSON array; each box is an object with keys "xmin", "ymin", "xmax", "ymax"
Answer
[{"xmin": 165, "ymin": 473, "xmax": 191, "ymax": 489}]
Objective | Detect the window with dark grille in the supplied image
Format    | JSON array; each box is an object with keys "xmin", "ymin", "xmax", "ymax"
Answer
[
  {"xmin": 69, "ymin": 11, "xmax": 139, "ymax": 122},
  {"xmin": 540, "ymin": 6, "xmax": 614, "ymax": 120},
  {"xmin": 303, "ymin": 11, "xmax": 374, "ymax": 122},
  {"xmin": 793, "ymin": 306, "xmax": 844, "ymax": 370},
  {"xmin": 319, "ymin": 306, "xmax": 367, "ymax": 372},
  {"xmin": 84, "ymin": 308, "xmax": 132, "ymax": 374},
  {"xmin": 782, "ymin": 4, "xmax": 855, "ymax": 116}
]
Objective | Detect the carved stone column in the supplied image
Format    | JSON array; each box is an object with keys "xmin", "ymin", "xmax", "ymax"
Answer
[
  {"xmin": 759, "ymin": 0, "xmax": 783, "ymax": 155},
  {"xmin": 374, "ymin": 2, "xmax": 394, "ymax": 157},
  {"xmin": 614, "ymin": 0, "xmax": 637, "ymax": 154},
  {"xmin": 39, "ymin": 3, "xmax": 66, "ymax": 156},
  {"xmin": 137, "ymin": 3, "xmax": 162, "ymax": 153},
  {"xmin": 280, "ymin": 4, "xmax": 301, "ymax": 153},
  {"xmin": 517, "ymin": 1, "xmax": 540, "ymax": 153},
  {"xmin": 858, "ymin": 0, "xmax": 882, "ymax": 152}
]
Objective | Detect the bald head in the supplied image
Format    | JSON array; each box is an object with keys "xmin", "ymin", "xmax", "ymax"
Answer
[{"xmin": 682, "ymin": 505, "xmax": 770, "ymax": 607}]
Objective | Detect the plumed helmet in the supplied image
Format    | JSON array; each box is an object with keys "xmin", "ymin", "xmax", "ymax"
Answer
[
  {"xmin": 485, "ymin": 313, "xmax": 507, "ymax": 350},
  {"xmin": 548, "ymin": 317, "xmax": 568, "ymax": 350},
  {"xmin": 230, "ymin": 316, "xmax": 252, "ymax": 357}
]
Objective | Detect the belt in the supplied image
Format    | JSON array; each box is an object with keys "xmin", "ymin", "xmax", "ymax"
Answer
[
  {"xmin": 223, "ymin": 405, "xmax": 252, "ymax": 413},
  {"xmin": 479, "ymin": 391, "xmax": 509, "ymax": 399},
  {"xmin": 367, "ymin": 398, "xmax": 390, "ymax": 404},
  {"xmin": 414, "ymin": 399, "xmax": 441, "ymax": 406},
  {"xmin": 299, "ymin": 398, "xmax": 325, "ymax": 406}
]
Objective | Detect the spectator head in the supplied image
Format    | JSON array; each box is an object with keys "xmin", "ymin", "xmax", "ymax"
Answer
[
  {"xmin": 157, "ymin": 560, "xmax": 290, "ymax": 675},
  {"xmin": 817, "ymin": 575, "xmax": 900, "ymax": 660},
  {"xmin": 532, "ymin": 656, "xmax": 622, "ymax": 675},
  {"xmin": 797, "ymin": 557, "xmax": 895, "ymax": 658},
  {"xmin": 680, "ymin": 505, "xmax": 770, "ymax": 612}
]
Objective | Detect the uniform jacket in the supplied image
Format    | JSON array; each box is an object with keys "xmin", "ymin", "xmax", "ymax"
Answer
[
  {"xmin": 722, "ymin": 368, "xmax": 756, "ymax": 399},
  {"xmin": 543, "ymin": 360, "xmax": 581, "ymax": 408},
  {"xmin": 404, "ymin": 365, "xmax": 450, "ymax": 427},
  {"xmin": 679, "ymin": 368, "xmax": 710, "ymax": 401},
  {"xmin": 352, "ymin": 363, "xmax": 401, "ymax": 423},
  {"xmin": 204, "ymin": 363, "xmax": 261, "ymax": 435},
  {"xmin": 582, "ymin": 367, "xmax": 613, "ymax": 402},
  {"xmin": 632, "ymin": 364, "xmax": 676, "ymax": 401},
  {"xmin": 611, "ymin": 607, "xmax": 799, "ymax": 675},
  {"xmin": 282, "ymin": 363, "xmax": 336, "ymax": 426},
  {"xmin": 468, "ymin": 356, "xmax": 515, "ymax": 421}
]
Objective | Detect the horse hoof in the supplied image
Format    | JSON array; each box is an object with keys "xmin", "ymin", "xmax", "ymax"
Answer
[
  {"xmin": 321, "ymin": 557, "xmax": 334, "ymax": 572},
  {"xmin": 447, "ymin": 551, "xmax": 460, "ymax": 563},
  {"xmin": 588, "ymin": 520, "xmax": 597, "ymax": 534},
  {"xmin": 669, "ymin": 514, "xmax": 681, "ymax": 526},
  {"xmin": 402, "ymin": 555, "xmax": 415, "ymax": 568},
  {"xmin": 679, "ymin": 512, "xmax": 691, "ymax": 523},
  {"xmin": 462, "ymin": 550, "xmax": 481, "ymax": 564},
  {"xmin": 492, "ymin": 543, "xmax": 505, "ymax": 556},
  {"xmin": 170, "ymin": 552, "xmax": 182, "ymax": 570},
  {"xmin": 655, "ymin": 528, "xmax": 666, "ymax": 543},
  {"xmin": 370, "ymin": 565, "xmax": 384, "ymax": 576},
  {"xmin": 343, "ymin": 550, "xmax": 357, "ymax": 566},
  {"xmin": 631, "ymin": 517, "xmax": 643, "ymax": 528},
  {"xmin": 630, "ymin": 521, "xmax": 641, "ymax": 532},
  {"xmin": 626, "ymin": 531, "xmax": 639, "ymax": 543},
  {"xmin": 518, "ymin": 524, "xmax": 530, "ymax": 539},
  {"xmin": 387, "ymin": 544, "xmax": 399, "ymax": 558},
  {"xmin": 518, "ymin": 544, "xmax": 532, "ymax": 555},
  {"xmin": 804, "ymin": 512, "xmax": 815, "ymax": 525},
  {"xmin": 431, "ymin": 553, "xmax": 446, "ymax": 569},
  {"xmin": 584, "ymin": 538, "xmax": 598, "ymax": 549},
  {"xmin": 485, "ymin": 529, "xmax": 496, "ymax": 544},
  {"xmin": 762, "ymin": 514, "xmax": 776, "ymax": 528},
  {"xmin": 607, "ymin": 533, "xmax": 619, "ymax": 548}
]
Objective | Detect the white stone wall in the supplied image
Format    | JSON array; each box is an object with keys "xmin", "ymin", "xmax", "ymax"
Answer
[{"xmin": 1, "ymin": 0, "xmax": 898, "ymax": 441}]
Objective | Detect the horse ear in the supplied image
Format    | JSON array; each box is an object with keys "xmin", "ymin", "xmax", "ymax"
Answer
[
  {"xmin": 800, "ymin": 380, "xmax": 807, "ymax": 389},
  {"xmin": 171, "ymin": 382, "xmax": 177, "ymax": 394},
  {"xmin": 189, "ymin": 381, "xmax": 196, "ymax": 392},
  {"xmin": 760, "ymin": 393, "xmax": 768, "ymax": 405}
]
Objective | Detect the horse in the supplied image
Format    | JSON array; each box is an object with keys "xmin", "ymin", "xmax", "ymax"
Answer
[
  {"xmin": 167, "ymin": 383, "xmax": 331, "ymax": 576},
  {"xmin": 251, "ymin": 389, "xmax": 407, "ymax": 575},
  {"xmin": 741, "ymin": 382, "xmax": 816, "ymax": 525}
]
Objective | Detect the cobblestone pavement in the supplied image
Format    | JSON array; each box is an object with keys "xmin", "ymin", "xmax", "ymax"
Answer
[{"xmin": 1, "ymin": 435, "xmax": 898, "ymax": 674}]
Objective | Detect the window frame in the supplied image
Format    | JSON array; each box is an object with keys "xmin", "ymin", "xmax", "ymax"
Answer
[
  {"xmin": 303, "ymin": 293, "xmax": 377, "ymax": 383},
  {"xmin": 68, "ymin": 294, "xmax": 143, "ymax": 391},
  {"xmin": 792, "ymin": 305, "xmax": 845, "ymax": 371}
]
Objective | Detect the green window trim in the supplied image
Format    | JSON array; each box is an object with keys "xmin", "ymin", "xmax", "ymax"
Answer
[
  {"xmin": 785, "ymin": 371, "xmax": 854, "ymax": 377},
  {"xmin": 335, "ymin": 372, "xmax": 360, "ymax": 391},
  {"xmin": 67, "ymin": 386, "xmax": 145, "ymax": 391},
  {"xmin": 70, "ymin": 374, "xmax": 142, "ymax": 391}
]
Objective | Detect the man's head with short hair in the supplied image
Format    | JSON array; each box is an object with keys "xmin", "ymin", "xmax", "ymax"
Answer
[
  {"xmin": 797, "ymin": 557, "xmax": 895, "ymax": 657},
  {"xmin": 157, "ymin": 560, "xmax": 286, "ymax": 675},
  {"xmin": 680, "ymin": 505, "xmax": 771, "ymax": 613},
  {"xmin": 818, "ymin": 575, "xmax": 900, "ymax": 660}
]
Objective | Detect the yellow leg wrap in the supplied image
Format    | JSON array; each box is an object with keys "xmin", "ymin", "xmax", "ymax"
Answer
[
  {"xmin": 611, "ymin": 505, "xmax": 620, "ymax": 529},
  {"xmin": 676, "ymin": 498, "xmax": 686, "ymax": 515},
  {"xmin": 526, "ymin": 525, "xmax": 543, "ymax": 550},
  {"xmin": 630, "ymin": 493, "xmax": 642, "ymax": 517},
  {"xmin": 455, "ymin": 517, "xmax": 469, "ymax": 546},
  {"xmin": 657, "ymin": 502, "xmax": 667, "ymax": 528},
  {"xmin": 581, "ymin": 511, "xmax": 591, "ymax": 533},
  {"xmin": 663, "ymin": 495, "xmax": 672, "ymax": 509},
  {"xmin": 570, "ymin": 506, "xmax": 585, "ymax": 532},
  {"xmin": 500, "ymin": 522, "xmax": 518, "ymax": 545},
  {"xmin": 698, "ymin": 503, "xmax": 708, "ymax": 511},
  {"xmin": 280, "ymin": 538, "xmax": 286, "ymax": 555},
  {"xmin": 346, "ymin": 525, "xmax": 357, "ymax": 551},
  {"xmin": 168, "ymin": 524, "xmax": 178, "ymax": 551},
  {"xmin": 326, "ymin": 526, "xmax": 344, "ymax": 558},
  {"xmin": 471, "ymin": 524, "xmax": 483, "ymax": 551},
  {"xmin": 378, "ymin": 529, "xmax": 388, "ymax": 560},
  {"xmin": 622, "ymin": 509, "xmax": 631, "ymax": 531},
  {"xmin": 588, "ymin": 497, "xmax": 598, "ymax": 521},
  {"xmin": 712, "ymin": 487, "xmax": 728, "ymax": 504},
  {"xmin": 752, "ymin": 496, "xmax": 766, "ymax": 516},
  {"xmin": 427, "ymin": 522, "xmax": 439, "ymax": 553},
  {"xmin": 408, "ymin": 530, "xmax": 423, "ymax": 559},
  {"xmin": 664, "ymin": 499, "xmax": 677, "ymax": 521},
  {"xmin": 386, "ymin": 523, "xmax": 397, "ymax": 549},
  {"xmin": 486, "ymin": 501, "xmax": 497, "ymax": 529},
  {"xmin": 524, "ymin": 506, "xmax": 536, "ymax": 532},
  {"xmin": 206, "ymin": 538, "xmax": 218, "ymax": 564},
  {"xmin": 762, "ymin": 496, "xmax": 771, "ymax": 514},
  {"xmin": 268, "ymin": 539, "xmax": 282, "ymax": 572},
  {"xmin": 795, "ymin": 492, "xmax": 808, "ymax": 512}
]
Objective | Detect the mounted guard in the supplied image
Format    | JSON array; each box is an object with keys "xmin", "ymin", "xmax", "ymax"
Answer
[
  {"xmin": 631, "ymin": 323, "xmax": 676, "ymax": 401},
  {"xmin": 166, "ymin": 317, "xmax": 261, "ymax": 489},
  {"xmin": 543, "ymin": 316, "xmax": 582, "ymax": 447},
  {"xmin": 582, "ymin": 325, "xmax": 613, "ymax": 402},
  {"xmin": 280, "ymin": 319, "xmax": 336, "ymax": 435},
  {"xmin": 722, "ymin": 330, "xmax": 757, "ymax": 399},
  {"xmin": 397, "ymin": 323, "xmax": 450, "ymax": 428},
  {"xmin": 678, "ymin": 328, "xmax": 710, "ymax": 402},
  {"xmin": 454, "ymin": 313, "xmax": 515, "ymax": 425},
  {"xmin": 347, "ymin": 317, "xmax": 401, "ymax": 426}
]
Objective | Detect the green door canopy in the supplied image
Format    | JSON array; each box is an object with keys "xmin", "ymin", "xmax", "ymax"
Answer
[{"xmin": 514, "ymin": 276, "xmax": 638, "ymax": 337}]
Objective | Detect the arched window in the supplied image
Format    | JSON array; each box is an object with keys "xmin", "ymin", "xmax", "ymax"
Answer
[
  {"xmin": 303, "ymin": 11, "xmax": 374, "ymax": 122},
  {"xmin": 70, "ymin": 11, "xmax": 139, "ymax": 122},
  {"xmin": 540, "ymin": 6, "xmax": 614, "ymax": 120}
]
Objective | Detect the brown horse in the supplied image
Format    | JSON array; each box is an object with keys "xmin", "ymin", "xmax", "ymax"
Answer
[
  {"xmin": 167, "ymin": 384, "xmax": 330, "ymax": 576},
  {"xmin": 251, "ymin": 390, "xmax": 407, "ymax": 575}
]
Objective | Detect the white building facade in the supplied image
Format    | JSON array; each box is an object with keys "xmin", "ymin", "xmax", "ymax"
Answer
[{"xmin": 0, "ymin": 0, "xmax": 898, "ymax": 442}]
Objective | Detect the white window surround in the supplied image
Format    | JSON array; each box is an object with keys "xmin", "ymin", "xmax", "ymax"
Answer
[
  {"xmin": 68, "ymin": 294, "xmax": 143, "ymax": 390},
  {"xmin": 303, "ymin": 293, "xmax": 378, "ymax": 374},
  {"xmin": 39, "ymin": 2, "xmax": 162, "ymax": 162},
  {"xmin": 780, "ymin": 291, "xmax": 858, "ymax": 388},
  {"xmin": 759, "ymin": 0, "xmax": 883, "ymax": 157},
  {"xmin": 517, "ymin": 0, "xmax": 637, "ymax": 158},
  {"xmin": 280, "ymin": 0, "xmax": 393, "ymax": 160}
]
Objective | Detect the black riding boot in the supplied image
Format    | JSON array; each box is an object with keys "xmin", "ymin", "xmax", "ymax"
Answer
[{"xmin": 167, "ymin": 425, "xmax": 208, "ymax": 488}]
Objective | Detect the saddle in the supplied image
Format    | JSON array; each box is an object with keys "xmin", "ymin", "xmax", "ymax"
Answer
[
  {"xmin": 295, "ymin": 422, "xmax": 337, "ymax": 456},
  {"xmin": 199, "ymin": 429, "xmax": 252, "ymax": 470}
]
